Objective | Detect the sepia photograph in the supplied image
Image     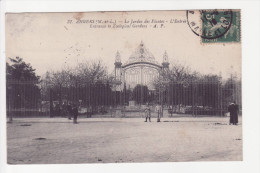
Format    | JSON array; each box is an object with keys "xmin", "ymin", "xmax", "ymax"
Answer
[{"xmin": 5, "ymin": 9, "xmax": 243, "ymax": 164}]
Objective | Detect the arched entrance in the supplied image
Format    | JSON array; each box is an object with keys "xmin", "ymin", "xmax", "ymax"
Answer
[{"xmin": 114, "ymin": 41, "xmax": 170, "ymax": 106}]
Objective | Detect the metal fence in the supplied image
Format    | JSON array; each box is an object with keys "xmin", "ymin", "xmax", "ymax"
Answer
[
  {"xmin": 6, "ymin": 78, "xmax": 241, "ymax": 118},
  {"xmin": 161, "ymin": 80, "xmax": 241, "ymax": 116}
]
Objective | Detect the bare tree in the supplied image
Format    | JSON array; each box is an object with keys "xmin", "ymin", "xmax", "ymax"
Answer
[
  {"xmin": 40, "ymin": 60, "xmax": 110, "ymax": 103},
  {"xmin": 153, "ymin": 62, "xmax": 199, "ymax": 89},
  {"xmin": 166, "ymin": 62, "xmax": 199, "ymax": 82},
  {"xmin": 76, "ymin": 60, "xmax": 109, "ymax": 85}
]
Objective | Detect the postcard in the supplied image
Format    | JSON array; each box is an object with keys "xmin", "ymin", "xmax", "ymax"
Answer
[{"xmin": 5, "ymin": 10, "xmax": 242, "ymax": 164}]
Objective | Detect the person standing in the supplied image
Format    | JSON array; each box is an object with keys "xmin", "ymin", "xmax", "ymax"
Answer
[
  {"xmin": 232, "ymin": 102, "xmax": 239, "ymax": 125},
  {"xmin": 72, "ymin": 103, "xmax": 78, "ymax": 124},
  {"xmin": 228, "ymin": 101, "xmax": 239, "ymax": 125},
  {"xmin": 144, "ymin": 104, "xmax": 151, "ymax": 122},
  {"xmin": 228, "ymin": 103, "xmax": 233, "ymax": 125}
]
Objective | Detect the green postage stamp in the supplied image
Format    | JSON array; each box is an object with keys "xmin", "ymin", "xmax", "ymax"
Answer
[{"xmin": 187, "ymin": 10, "xmax": 241, "ymax": 43}]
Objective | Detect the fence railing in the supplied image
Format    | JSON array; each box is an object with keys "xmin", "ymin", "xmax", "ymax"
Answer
[{"xmin": 6, "ymin": 79, "xmax": 242, "ymax": 118}]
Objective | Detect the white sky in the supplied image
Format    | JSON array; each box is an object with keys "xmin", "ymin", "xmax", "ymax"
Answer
[{"xmin": 6, "ymin": 11, "xmax": 241, "ymax": 79}]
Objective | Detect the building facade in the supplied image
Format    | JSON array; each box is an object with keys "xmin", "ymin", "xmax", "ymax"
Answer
[{"xmin": 114, "ymin": 41, "xmax": 170, "ymax": 91}]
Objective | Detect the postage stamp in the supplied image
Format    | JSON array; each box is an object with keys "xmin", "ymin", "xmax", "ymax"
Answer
[{"xmin": 187, "ymin": 10, "xmax": 241, "ymax": 43}]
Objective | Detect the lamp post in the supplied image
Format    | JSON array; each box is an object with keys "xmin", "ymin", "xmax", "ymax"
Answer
[
  {"xmin": 157, "ymin": 87, "xmax": 162, "ymax": 122},
  {"xmin": 109, "ymin": 82, "xmax": 116, "ymax": 107},
  {"xmin": 109, "ymin": 80, "xmax": 122, "ymax": 117},
  {"xmin": 49, "ymin": 87, "xmax": 54, "ymax": 117},
  {"xmin": 161, "ymin": 80, "xmax": 169, "ymax": 118},
  {"xmin": 157, "ymin": 77, "xmax": 169, "ymax": 122},
  {"xmin": 45, "ymin": 81, "xmax": 54, "ymax": 118}
]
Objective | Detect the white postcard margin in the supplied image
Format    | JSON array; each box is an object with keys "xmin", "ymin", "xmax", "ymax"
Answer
[{"xmin": 0, "ymin": 1, "xmax": 260, "ymax": 173}]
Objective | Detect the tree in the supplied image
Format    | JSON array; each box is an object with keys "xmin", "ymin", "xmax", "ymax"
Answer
[
  {"xmin": 7, "ymin": 57, "xmax": 40, "ymax": 81},
  {"xmin": 163, "ymin": 62, "xmax": 198, "ymax": 83},
  {"xmin": 122, "ymin": 83, "xmax": 131, "ymax": 105},
  {"xmin": 223, "ymin": 75, "xmax": 241, "ymax": 109},
  {"xmin": 6, "ymin": 57, "xmax": 41, "ymax": 115},
  {"xmin": 40, "ymin": 69, "xmax": 71, "ymax": 104},
  {"xmin": 195, "ymin": 74, "xmax": 221, "ymax": 107},
  {"xmin": 133, "ymin": 84, "xmax": 149, "ymax": 104},
  {"xmin": 153, "ymin": 62, "xmax": 199, "ymax": 106},
  {"xmin": 76, "ymin": 60, "xmax": 109, "ymax": 85},
  {"xmin": 40, "ymin": 60, "xmax": 111, "ymax": 107}
]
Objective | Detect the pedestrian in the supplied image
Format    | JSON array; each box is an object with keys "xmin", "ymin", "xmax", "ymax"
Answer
[
  {"xmin": 144, "ymin": 104, "xmax": 151, "ymax": 122},
  {"xmin": 72, "ymin": 103, "xmax": 78, "ymax": 124},
  {"xmin": 228, "ymin": 101, "xmax": 239, "ymax": 125},
  {"xmin": 67, "ymin": 102, "xmax": 72, "ymax": 120}
]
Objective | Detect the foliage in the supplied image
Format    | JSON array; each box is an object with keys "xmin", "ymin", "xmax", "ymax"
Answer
[
  {"xmin": 133, "ymin": 84, "xmax": 149, "ymax": 104},
  {"xmin": 6, "ymin": 57, "xmax": 40, "ymax": 81},
  {"xmin": 162, "ymin": 62, "xmax": 199, "ymax": 82},
  {"xmin": 40, "ymin": 60, "xmax": 111, "ymax": 105},
  {"xmin": 222, "ymin": 75, "xmax": 241, "ymax": 107},
  {"xmin": 6, "ymin": 57, "xmax": 40, "ymax": 109}
]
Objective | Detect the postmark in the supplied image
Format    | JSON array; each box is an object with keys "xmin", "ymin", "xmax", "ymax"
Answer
[{"xmin": 187, "ymin": 10, "xmax": 241, "ymax": 43}]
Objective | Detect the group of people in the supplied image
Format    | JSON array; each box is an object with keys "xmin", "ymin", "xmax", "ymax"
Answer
[
  {"xmin": 144, "ymin": 104, "xmax": 163, "ymax": 122},
  {"xmin": 53, "ymin": 101, "xmax": 238, "ymax": 125},
  {"xmin": 144, "ymin": 102, "xmax": 239, "ymax": 125},
  {"xmin": 54, "ymin": 102, "xmax": 79, "ymax": 124}
]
